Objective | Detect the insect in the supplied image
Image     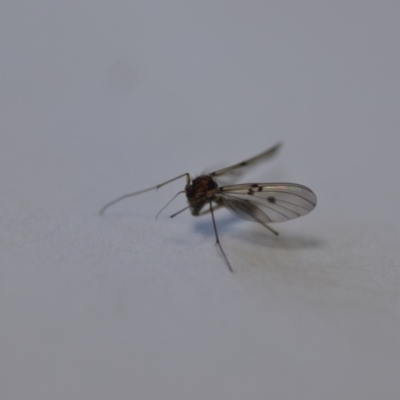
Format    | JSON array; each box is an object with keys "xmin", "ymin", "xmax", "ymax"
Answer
[{"xmin": 99, "ymin": 143, "xmax": 317, "ymax": 272}]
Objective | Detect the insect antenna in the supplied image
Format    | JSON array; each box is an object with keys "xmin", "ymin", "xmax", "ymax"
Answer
[{"xmin": 99, "ymin": 173, "xmax": 190, "ymax": 216}]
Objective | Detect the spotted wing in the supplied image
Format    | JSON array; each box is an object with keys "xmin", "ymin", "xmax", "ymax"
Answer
[{"xmin": 218, "ymin": 183, "xmax": 316, "ymax": 223}]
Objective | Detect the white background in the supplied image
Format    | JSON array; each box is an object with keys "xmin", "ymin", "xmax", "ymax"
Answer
[{"xmin": 1, "ymin": 1, "xmax": 400, "ymax": 399}]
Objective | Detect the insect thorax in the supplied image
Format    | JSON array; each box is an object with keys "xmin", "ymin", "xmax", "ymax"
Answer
[{"xmin": 185, "ymin": 175, "xmax": 218, "ymax": 206}]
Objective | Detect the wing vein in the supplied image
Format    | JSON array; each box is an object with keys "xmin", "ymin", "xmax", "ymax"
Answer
[
  {"xmin": 221, "ymin": 193, "xmax": 294, "ymax": 220},
  {"xmin": 220, "ymin": 187, "xmax": 316, "ymax": 208}
]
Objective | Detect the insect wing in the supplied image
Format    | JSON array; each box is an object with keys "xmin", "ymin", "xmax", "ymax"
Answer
[
  {"xmin": 206, "ymin": 142, "xmax": 282, "ymax": 184},
  {"xmin": 218, "ymin": 183, "xmax": 316, "ymax": 223}
]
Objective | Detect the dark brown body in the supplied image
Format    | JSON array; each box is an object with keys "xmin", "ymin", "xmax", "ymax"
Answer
[{"xmin": 185, "ymin": 175, "xmax": 219, "ymax": 215}]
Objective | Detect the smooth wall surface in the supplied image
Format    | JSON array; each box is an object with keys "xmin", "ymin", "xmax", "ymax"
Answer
[{"xmin": 1, "ymin": 2, "xmax": 400, "ymax": 399}]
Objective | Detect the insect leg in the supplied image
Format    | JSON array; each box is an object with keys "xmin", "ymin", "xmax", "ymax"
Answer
[
  {"xmin": 156, "ymin": 191, "xmax": 185, "ymax": 219},
  {"xmin": 169, "ymin": 205, "xmax": 191, "ymax": 218},
  {"xmin": 195, "ymin": 202, "xmax": 224, "ymax": 216},
  {"xmin": 209, "ymin": 201, "xmax": 233, "ymax": 273},
  {"xmin": 99, "ymin": 173, "xmax": 190, "ymax": 215},
  {"xmin": 259, "ymin": 222, "xmax": 279, "ymax": 236}
]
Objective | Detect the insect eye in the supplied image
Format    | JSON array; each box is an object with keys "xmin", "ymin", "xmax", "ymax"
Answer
[
  {"xmin": 208, "ymin": 180, "xmax": 218, "ymax": 190},
  {"xmin": 185, "ymin": 184, "xmax": 195, "ymax": 198}
]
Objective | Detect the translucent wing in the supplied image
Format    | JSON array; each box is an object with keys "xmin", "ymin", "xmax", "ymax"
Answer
[
  {"xmin": 218, "ymin": 183, "xmax": 316, "ymax": 223},
  {"xmin": 204, "ymin": 142, "xmax": 282, "ymax": 185}
]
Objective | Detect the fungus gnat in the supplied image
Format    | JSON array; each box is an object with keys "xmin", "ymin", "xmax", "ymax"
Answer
[{"xmin": 99, "ymin": 143, "xmax": 317, "ymax": 272}]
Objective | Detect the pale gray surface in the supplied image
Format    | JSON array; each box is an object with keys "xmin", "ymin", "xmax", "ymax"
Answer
[{"xmin": 1, "ymin": 1, "xmax": 400, "ymax": 399}]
